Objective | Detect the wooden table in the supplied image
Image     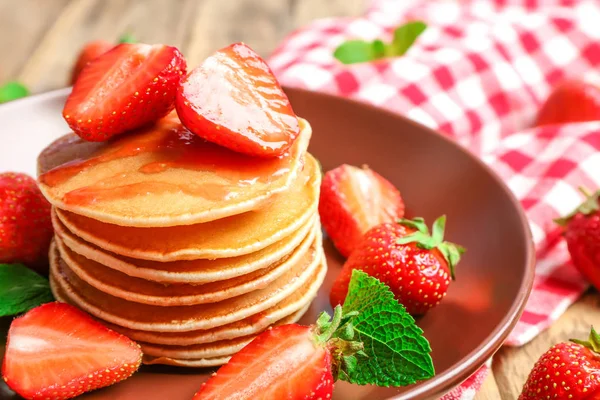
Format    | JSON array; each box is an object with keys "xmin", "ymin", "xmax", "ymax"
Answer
[{"xmin": 1, "ymin": 1, "xmax": 596, "ymax": 398}]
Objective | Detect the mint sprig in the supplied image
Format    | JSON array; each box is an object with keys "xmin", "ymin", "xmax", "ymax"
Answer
[
  {"xmin": 334, "ymin": 21, "xmax": 427, "ymax": 65},
  {"xmin": 340, "ymin": 270, "xmax": 434, "ymax": 386},
  {"xmin": 316, "ymin": 271, "xmax": 434, "ymax": 387},
  {"xmin": 0, "ymin": 264, "xmax": 54, "ymax": 317},
  {"xmin": 0, "ymin": 82, "xmax": 29, "ymax": 104}
]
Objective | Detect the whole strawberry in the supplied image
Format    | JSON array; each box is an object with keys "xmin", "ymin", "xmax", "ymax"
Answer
[
  {"xmin": 330, "ymin": 216, "xmax": 464, "ymax": 315},
  {"xmin": 519, "ymin": 327, "xmax": 600, "ymax": 399},
  {"xmin": 70, "ymin": 35, "xmax": 135, "ymax": 84},
  {"xmin": 535, "ymin": 79, "xmax": 600, "ymax": 127},
  {"xmin": 555, "ymin": 188, "xmax": 600, "ymax": 290},
  {"xmin": 0, "ymin": 173, "xmax": 52, "ymax": 273}
]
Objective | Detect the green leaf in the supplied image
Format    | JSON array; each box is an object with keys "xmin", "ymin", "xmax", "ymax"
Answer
[
  {"xmin": 571, "ymin": 326, "xmax": 600, "ymax": 353},
  {"xmin": 334, "ymin": 40, "xmax": 379, "ymax": 64},
  {"xmin": 118, "ymin": 33, "xmax": 136, "ymax": 44},
  {"xmin": 0, "ymin": 82, "xmax": 29, "ymax": 104},
  {"xmin": 397, "ymin": 216, "xmax": 465, "ymax": 277},
  {"xmin": 0, "ymin": 264, "xmax": 54, "ymax": 317},
  {"xmin": 340, "ymin": 270, "xmax": 434, "ymax": 387},
  {"xmin": 334, "ymin": 21, "xmax": 427, "ymax": 65},
  {"xmin": 555, "ymin": 187, "xmax": 600, "ymax": 226},
  {"xmin": 390, "ymin": 21, "xmax": 427, "ymax": 56}
]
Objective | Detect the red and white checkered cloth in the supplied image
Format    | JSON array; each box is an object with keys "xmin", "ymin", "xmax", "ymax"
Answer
[{"xmin": 268, "ymin": 0, "xmax": 600, "ymax": 398}]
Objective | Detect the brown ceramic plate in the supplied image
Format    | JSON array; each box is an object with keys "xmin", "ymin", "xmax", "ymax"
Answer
[{"xmin": 0, "ymin": 87, "xmax": 535, "ymax": 400}]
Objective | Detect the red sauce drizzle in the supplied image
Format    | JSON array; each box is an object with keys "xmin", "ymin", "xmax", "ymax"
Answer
[{"xmin": 39, "ymin": 120, "xmax": 293, "ymax": 206}]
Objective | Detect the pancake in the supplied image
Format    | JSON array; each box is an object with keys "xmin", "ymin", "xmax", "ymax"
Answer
[
  {"xmin": 37, "ymin": 115, "xmax": 312, "ymax": 227},
  {"xmin": 54, "ymin": 227, "xmax": 320, "ymax": 306},
  {"xmin": 100, "ymin": 283, "xmax": 316, "ymax": 346},
  {"xmin": 138, "ymin": 302, "xmax": 309, "ymax": 360},
  {"xmin": 143, "ymin": 355, "xmax": 229, "ymax": 367},
  {"xmin": 141, "ymin": 335, "xmax": 253, "ymax": 360},
  {"xmin": 53, "ymin": 154, "xmax": 320, "ymax": 261},
  {"xmin": 53, "ymin": 211, "xmax": 316, "ymax": 284},
  {"xmin": 49, "ymin": 241, "xmax": 325, "ymax": 332}
]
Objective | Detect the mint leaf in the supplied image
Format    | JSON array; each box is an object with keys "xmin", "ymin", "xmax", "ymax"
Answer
[
  {"xmin": 340, "ymin": 270, "xmax": 434, "ymax": 386},
  {"xmin": 390, "ymin": 21, "xmax": 427, "ymax": 56},
  {"xmin": 0, "ymin": 264, "xmax": 54, "ymax": 316},
  {"xmin": 0, "ymin": 82, "xmax": 29, "ymax": 104},
  {"xmin": 334, "ymin": 21, "xmax": 427, "ymax": 65},
  {"xmin": 118, "ymin": 33, "xmax": 136, "ymax": 44},
  {"xmin": 334, "ymin": 40, "xmax": 380, "ymax": 64}
]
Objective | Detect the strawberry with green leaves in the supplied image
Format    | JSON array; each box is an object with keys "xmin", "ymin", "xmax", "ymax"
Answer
[
  {"xmin": 555, "ymin": 188, "xmax": 600, "ymax": 291},
  {"xmin": 330, "ymin": 216, "xmax": 464, "ymax": 315},
  {"xmin": 519, "ymin": 327, "xmax": 600, "ymax": 399},
  {"xmin": 193, "ymin": 271, "xmax": 434, "ymax": 399},
  {"xmin": 2, "ymin": 302, "xmax": 142, "ymax": 400}
]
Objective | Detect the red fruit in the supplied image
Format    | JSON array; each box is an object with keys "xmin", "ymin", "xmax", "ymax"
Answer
[
  {"xmin": 535, "ymin": 79, "xmax": 600, "ymax": 127},
  {"xmin": 330, "ymin": 216, "xmax": 464, "ymax": 315},
  {"xmin": 556, "ymin": 188, "xmax": 600, "ymax": 290},
  {"xmin": 0, "ymin": 172, "xmax": 52, "ymax": 273},
  {"xmin": 63, "ymin": 43, "xmax": 186, "ymax": 142},
  {"xmin": 2, "ymin": 302, "xmax": 142, "ymax": 400},
  {"xmin": 193, "ymin": 324, "xmax": 333, "ymax": 400},
  {"xmin": 176, "ymin": 42, "xmax": 299, "ymax": 157},
  {"xmin": 519, "ymin": 327, "xmax": 600, "ymax": 399},
  {"xmin": 70, "ymin": 40, "xmax": 114, "ymax": 85},
  {"xmin": 319, "ymin": 164, "xmax": 405, "ymax": 258}
]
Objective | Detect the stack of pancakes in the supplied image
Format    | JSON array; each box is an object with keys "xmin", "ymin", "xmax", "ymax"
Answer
[{"xmin": 37, "ymin": 115, "xmax": 326, "ymax": 367}]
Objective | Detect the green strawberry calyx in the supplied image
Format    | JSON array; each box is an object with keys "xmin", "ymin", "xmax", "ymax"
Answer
[
  {"xmin": 555, "ymin": 187, "xmax": 600, "ymax": 226},
  {"xmin": 311, "ymin": 270, "xmax": 435, "ymax": 386},
  {"xmin": 314, "ymin": 306, "xmax": 366, "ymax": 381},
  {"xmin": 396, "ymin": 215, "xmax": 465, "ymax": 279},
  {"xmin": 571, "ymin": 326, "xmax": 600, "ymax": 353}
]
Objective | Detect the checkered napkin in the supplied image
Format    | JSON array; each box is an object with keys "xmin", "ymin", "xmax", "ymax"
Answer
[{"xmin": 268, "ymin": 0, "xmax": 600, "ymax": 398}]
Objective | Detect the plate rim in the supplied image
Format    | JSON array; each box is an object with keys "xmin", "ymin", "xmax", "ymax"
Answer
[{"xmin": 0, "ymin": 87, "xmax": 536, "ymax": 400}]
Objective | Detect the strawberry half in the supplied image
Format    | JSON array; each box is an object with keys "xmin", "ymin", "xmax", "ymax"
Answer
[
  {"xmin": 555, "ymin": 188, "xmax": 600, "ymax": 291},
  {"xmin": 319, "ymin": 164, "xmax": 405, "ymax": 257},
  {"xmin": 194, "ymin": 324, "xmax": 334, "ymax": 400},
  {"xmin": 330, "ymin": 216, "xmax": 464, "ymax": 315},
  {"xmin": 175, "ymin": 42, "xmax": 299, "ymax": 157},
  {"xmin": 2, "ymin": 302, "xmax": 142, "ymax": 400},
  {"xmin": 0, "ymin": 172, "xmax": 52, "ymax": 274},
  {"xmin": 519, "ymin": 327, "xmax": 600, "ymax": 399},
  {"xmin": 63, "ymin": 43, "xmax": 186, "ymax": 142},
  {"xmin": 535, "ymin": 79, "xmax": 600, "ymax": 127}
]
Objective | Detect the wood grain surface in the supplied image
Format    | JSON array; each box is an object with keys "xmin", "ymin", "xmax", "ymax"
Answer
[{"xmin": 0, "ymin": 1, "xmax": 595, "ymax": 399}]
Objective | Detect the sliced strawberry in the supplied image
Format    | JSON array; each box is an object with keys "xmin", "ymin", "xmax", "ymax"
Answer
[
  {"xmin": 193, "ymin": 324, "xmax": 333, "ymax": 400},
  {"xmin": 319, "ymin": 164, "xmax": 405, "ymax": 257},
  {"xmin": 176, "ymin": 42, "xmax": 299, "ymax": 157},
  {"xmin": 63, "ymin": 43, "xmax": 186, "ymax": 142},
  {"xmin": 535, "ymin": 79, "xmax": 600, "ymax": 127},
  {"xmin": 2, "ymin": 302, "xmax": 142, "ymax": 400}
]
